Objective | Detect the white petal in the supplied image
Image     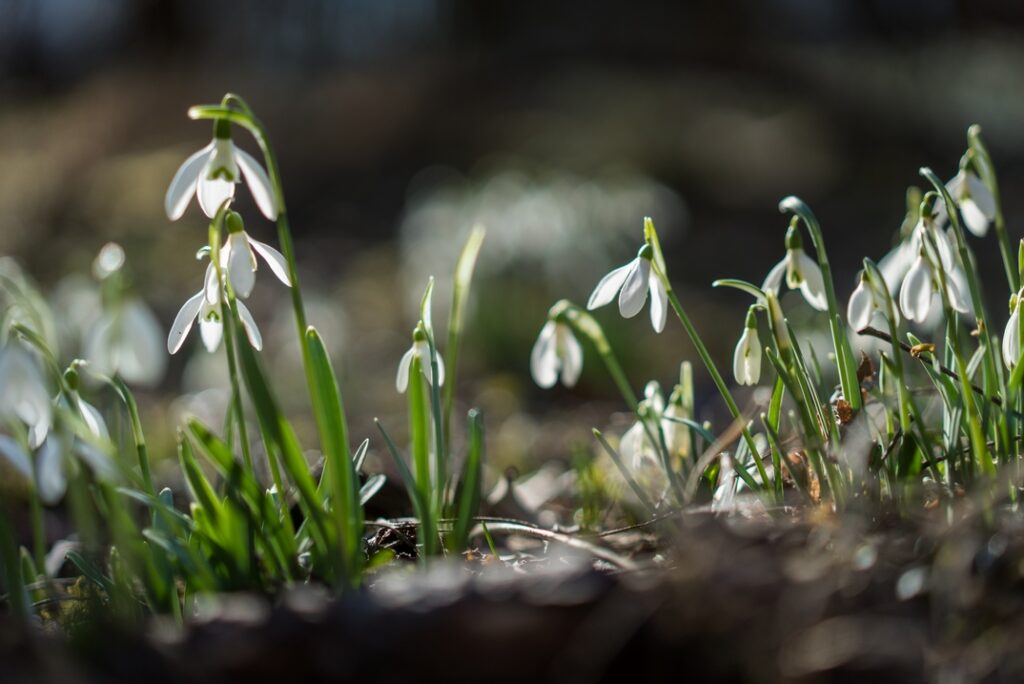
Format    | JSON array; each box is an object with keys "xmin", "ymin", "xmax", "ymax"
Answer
[
  {"xmin": 74, "ymin": 440, "xmax": 117, "ymax": 480},
  {"xmin": 248, "ymin": 238, "xmax": 292, "ymax": 286},
  {"xmin": 197, "ymin": 177, "xmax": 236, "ymax": 218},
  {"xmin": 0, "ymin": 435, "xmax": 32, "ymax": 479},
  {"xmin": 1003, "ymin": 306, "xmax": 1020, "ymax": 369},
  {"xmin": 236, "ymin": 300, "xmax": 263, "ymax": 351},
  {"xmin": 967, "ymin": 173, "xmax": 996, "ymax": 219},
  {"xmin": 167, "ymin": 291, "xmax": 205, "ymax": 354},
  {"xmin": 617, "ymin": 258, "xmax": 650, "ymax": 319},
  {"xmin": 847, "ymin": 281, "xmax": 874, "ymax": 331},
  {"xmin": 226, "ymin": 232, "xmax": 256, "ymax": 298},
  {"xmin": 620, "ymin": 421, "xmax": 648, "ymax": 470},
  {"xmin": 165, "ymin": 144, "xmax": 212, "ymax": 220},
  {"xmin": 587, "ymin": 262, "xmax": 633, "ymax": 310},
  {"xmin": 733, "ymin": 327, "xmax": 760, "ymax": 385},
  {"xmin": 434, "ymin": 353, "xmax": 445, "ymax": 387},
  {"xmin": 395, "ymin": 347, "xmax": 415, "ymax": 393},
  {"xmin": 945, "ymin": 275, "xmax": 970, "ymax": 315},
  {"xmin": 648, "ymin": 272, "xmax": 667, "ymax": 333},
  {"xmin": 960, "ymin": 199, "xmax": 990, "ymax": 237},
  {"xmin": 878, "ymin": 240, "xmax": 915, "ymax": 293},
  {"xmin": 558, "ymin": 324, "xmax": 584, "ymax": 387},
  {"xmin": 900, "ymin": 257, "xmax": 933, "ymax": 323},
  {"xmin": 204, "ymin": 263, "xmax": 221, "ymax": 304},
  {"xmin": 116, "ymin": 301, "xmax": 166, "ymax": 386},
  {"xmin": 945, "ymin": 171, "xmax": 965, "ymax": 199},
  {"xmin": 761, "ymin": 257, "xmax": 787, "ymax": 294},
  {"xmin": 796, "ymin": 252, "xmax": 828, "ymax": 311},
  {"xmin": 36, "ymin": 439, "xmax": 66, "ymax": 505},
  {"xmin": 234, "ymin": 146, "xmax": 278, "ymax": 220},
  {"xmin": 198, "ymin": 301, "xmax": 224, "ymax": 352},
  {"xmin": 529, "ymin": 321, "xmax": 558, "ymax": 389},
  {"xmin": 75, "ymin": 395, "xmax": 109, "ymax": 440},
  {"xmin": 415, "ymin": 342, "xmax": 444, "ymax": 387}
]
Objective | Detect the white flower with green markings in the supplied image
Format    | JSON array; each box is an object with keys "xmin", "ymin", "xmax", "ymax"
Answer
[
  {"xmin": 1003, "ymin": 288, "xmax": 1023, "ymax": 369},
  {"xmin": 167, "ymin": 263, "xmax": 262, "ymax": 354},
  {"xmin": 530, "ymin": 318, "xmax": 583, "ymax": 389},
  {"xmin": 898, "ymin": 221, "xmax": 970, "ymax": 323},
  {"xmin": 761, "ymin": 225, "xmax": 827, "ymax": 311},
  {"xmin": 219, "ymin": 212, "xmax": 291, "ymax": 299},
  {"xmin": 587, "ymin": 244, "xmax": 667, "ymax": 333},
  {"xmin": 165, "ymin": 120, "xmax": 277, "ymax": 221},
  {"xmin": 732, "ymin": 308, "xmax": 761, "ymax": 386}
]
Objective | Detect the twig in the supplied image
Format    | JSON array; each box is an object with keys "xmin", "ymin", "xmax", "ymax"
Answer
[{"xmin": 858, "ymin": 326, "xmax": 1000, "ymax": 407}]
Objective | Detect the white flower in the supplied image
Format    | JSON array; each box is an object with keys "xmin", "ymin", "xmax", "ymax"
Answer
[
  {"xmin": 165, "ymin": 128, "xmax": 277, "ymax": 221},
  {"xmin": 0, "ymin": 342, "xmax": 52, "ymax": 448},
  {"xmin": 167, "ymin": 263, "xmax": 262, "ymax": 354},
  {"xmin": 898, "ymin": 228, "xmax": 970, "ymax": 323},
  {"xmin": 619, "ymin": 381, "xmax": 674, "ymax": 471},
  {"xmin": 947, "ymin": 168, "xmax": 996, "ymax": 237},
  {"xmin": 762, "ymin": 237, "xmax": 827, "ymax": 311},
  {"xmin": 396, "ymin": 327, "xmax": 445, "ymax": 393},
  {"xmin": 530, "ymin": 319, "xmax": 583, "ymax": 388},
  {"xmin": 587, "ymin": 245, "xmax": 667, "ymax": 333},
  {"xmin": 0, "ymin": 434, "xmax": 116, "ymax": 505},
  {"xmin": 220, "ymin": 220, "xmax": 291, "ymax": 299},
  {"xmin": 732, "ymin": 312, "xmax": 761, "ymax": 386},
  {"xmin": 847, "ymin": 274, "xmax": 898, "ymax": 332},
  {"xmin": 84, "ymin": 299, "xmax": 167, "ymax": 387},
  {"xmin": 1003, "ymin": 289, "xmax": 1023, "ymax": 369}
]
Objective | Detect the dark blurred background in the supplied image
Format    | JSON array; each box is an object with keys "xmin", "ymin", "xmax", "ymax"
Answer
[{"xmin": 3, "ymin": 0, "xmax": 1024, "ymax": 474}]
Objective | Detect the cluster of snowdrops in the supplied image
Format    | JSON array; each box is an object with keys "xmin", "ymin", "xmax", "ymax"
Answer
[{"xmin": 0, "ymin": 95, "xmax": 1019, "ymax": 619}]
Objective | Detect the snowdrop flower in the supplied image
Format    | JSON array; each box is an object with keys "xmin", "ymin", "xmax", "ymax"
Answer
[
  {"xmin": 762, "ymin": 225, "xmax": 827, "ymax": 311},
  {"xmin": 82, "ymin": 242, "xmax": 166, "ymax": 386},
  {"xmin": 219, "ymin": 212, "xmax": 291, "ymax": 298},
  {"xmin": 1003, "ymin": 289, "xmax": 1023, "ymax": 369},
  {"xmin": 619, "ymin": 381, "xmax": 675, "ymax": 471},
  {"xmin": 396, "ymin": 323, "xmax": 444, "ymax": 393},
  {"xmin": 587, "ymin": 244, "xmax": 667, "ymax": 333},
  {"xmin": 947, "ymin": 166, "xmax": 996, "ymax": 237},
  {"xmin": 898, "ymin": 225, "xmax": 970, "ymax": 323},
  {"xmin": 165, "ymin": 119, "xmax": 277, "ymax": 221},
  {"xmin": 732, "ymin": 308, "xmax": 761, "ymax": 386},
  {"xmin": 530, "ymin": 318, "xmax": 583, "ymax": 388},
  {"xmin": 847, "ymin": 272, "xmax": 898, "ymax": 332},
  {"xmin": 84, "ymin": 300, "xmax": 166, "ymax": 387},
  {"xmin": 167, "ymin": 263, "xmax": 262, "ymax": 354},
  {"xmin": 0, "ymin": 342, "xmax": 52, "ymax": 448}
]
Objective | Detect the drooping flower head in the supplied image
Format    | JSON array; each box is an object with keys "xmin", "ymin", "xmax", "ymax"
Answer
[
  {"xmin": 165, "ymin": 119, "xmax": 278, "ymax": 221},
  {"xmin": 1003, "ymin": 288, "xmax": 1023, "ymax": 370},
  {"xmin": 898, "ymin": 201, "xmax": 970, "ymax": 323},
  {"xmin": 587, "ymin": 243, "xmax": 667, "ymax": 333},
  {"xmin": 762, "ymin": 223, "xmax": 827, "ymax": 311},
  {"xmin": 396, "ymin": 322, "xmax": 445, "ymax": 393},
  {"xmin": 530, "ymin": 311, "xmax": 583, "ymax": 389},
  {"xmin": 220, "ymin": 211, "xmax": 292, "ymax": 299},
  {"xmin": 0, "ymin": 341, "xmax": 52, "ymax": 448},
  {"xmin": 733, "ymin": 306, "xmax": 761, "ymax": 386},
  {"xmin": 947, "ymin": 161, "xmax": 996, "ymax": 238},
  {"xmin": 847, "ymin": 269, "xmax": 898, "ymax": 332},
  {"xmin": 167, "ymin": 261, "xmax": 262, "ymax": 355}
]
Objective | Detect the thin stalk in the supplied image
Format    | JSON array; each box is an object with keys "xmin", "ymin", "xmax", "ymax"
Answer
[
  {"xmin": 967, "ymin": 126, "xmax": 1018, "ymax": 293},
  {"xmin": 660, "ymin": 284, "xmax": 767, "ymax": 487},
  {"xmin": 779, "ymin": 197, "xmax": 861, "ymax": 410}
]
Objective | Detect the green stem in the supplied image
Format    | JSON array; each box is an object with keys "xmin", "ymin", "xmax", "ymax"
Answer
[
  {"xmin": 779, "ymin": 197, "xmax": 861, "ymax": 410},
  {"xmin": 968, "ymin": 126, "xmax": 1018, "ymax": 293},
  {"xmin": 661, "ymin": 285, "xmax": 767, "ymax": 487}
]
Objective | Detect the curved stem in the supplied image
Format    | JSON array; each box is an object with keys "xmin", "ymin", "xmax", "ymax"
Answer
[{"xmin": 779, "ymin": 197, "xmax": 861, "ymax": 410}]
